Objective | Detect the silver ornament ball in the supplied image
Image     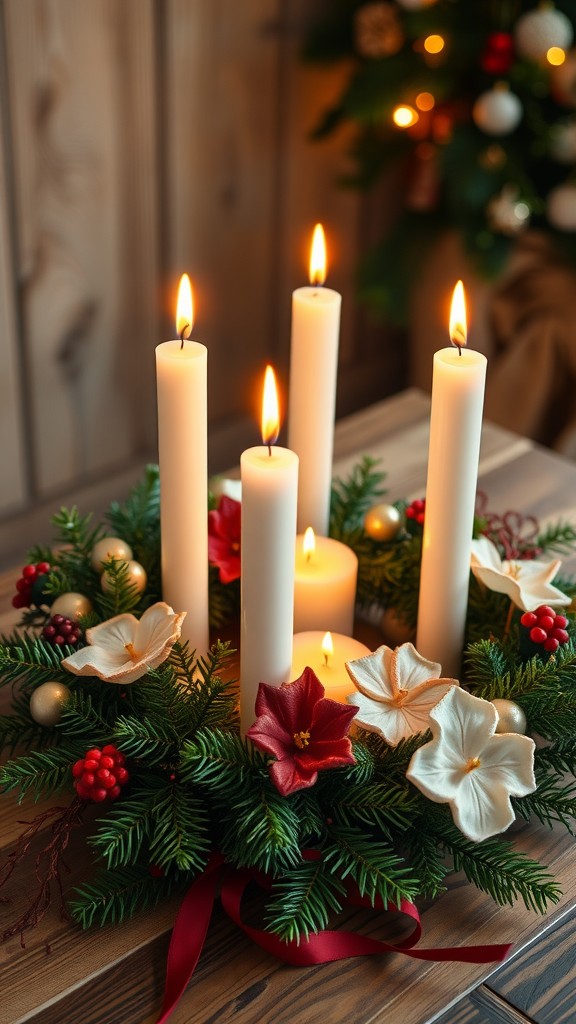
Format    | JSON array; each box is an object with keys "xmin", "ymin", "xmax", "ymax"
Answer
[
  {"xmin": 473, "ymin": 87, "xmax": 522, "ymax": 136},
  {"xmin": 91, "ymin": 537, "xmax": 134, "ymax": 573},
  {"xmin": 29, "ymin": 681, "xmax": 71, "ymax": 727},
  {"xmin": 101, "ymin": 559, "xmax": 147, "ymax": 594},
  {"xmin": 492, "ymin": 698, "xmax": 527, "ymax": 735},
  {"xmin": 515, "ymin": 6, "xmax": 573, "ymax": 62},
  {"xmin": 364, "ymin": 503, "xmax": 402, "ymax": 541},
  {"xmin": 50, "ymin": 591, "xmax": 93, "ymax": 622},
  {"xmin": 547, "ymin": 182, "xmax": 576, "ymax": 229}
]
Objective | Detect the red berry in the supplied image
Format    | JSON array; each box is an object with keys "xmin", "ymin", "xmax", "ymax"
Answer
[
  {"xmin": 552, "ymin": 628, "xmax": 569, "ymax": 644},
  {"xmin": 36, "ymin": 562, "xmax": 51, "ymax": 575},
  {"xmin": 52, "ymin": 614, "xmax": 65, "ymax": 626},
  {"xmin": 102, "ymin": 744, "xmax": 117, "ymax": 756},
  {"xmin": 22, "ymin": 565, "xmax": 37, "ymax": 579},
  {"xmin": 544, "ymin": 637, "xmax": 559, "ymax": 653},
  {"xmin": 96, "ymin": 768, "xmax": 111, "ymax": 782},
  {"xmin": 100, "ymin": 755, "xmax": 114, "ymax": 770},
  {"xmin": 114, "ymin": 753, "xmax": 126, "ymax": 767},
  {"xmin": 554, "ymin": 615, "xmax": 568, "ymax": 629},
  {"xmin": 406, "ymin": 507, "xmax": 415, "ymax": 519},
  {"xmin": 520, "ymin": 611, "xmax": 538, "ymax": 628},
  {"xmin": 72, "ymin": 745, "xmax": 128, "ymax": 802},
  {"xmin": 102, "ymin": 774, "xmax": 117, "ymax": 790},
  {"xmin": 86, "ymin": 749, "xmax": 102, "ymax": 761},
  {"xmin": 115, "ymin": 767, "xmax": 129, "ymax": 786},
  {"xmin": 90, "ymin": 787, "xmax": 108, "ymax": 803},
  {"xmin": 530, "ymin": 627, "xmax": 547, "ymax": 645},
  {"xmin": 82, "ymin": 772, "xmax": 95, "ymax": 788},
  {"xmin": 54, "ymin": 635, "xmax": 66, "ymax": 645},
  {"xmin": 539, "ymin": 615, "xmax": 554, "ymax": 632},
  {"xmin": 109, "ymin": 785, "xmax": 122, "ymax": 800},
  {"xmin": 83, "ymin": 758, "xmax": 99, "ymax": 772},
  {"xmin": 16, "ymin": 578, "xmax": 30, "ymax": 593},
  {"xmin": 12, "ymin": 594, "xmax": 28, "ymax": 609},
  {"xmin": 75, "ymin": 783, "xmax": 92, "ymax": 800},
  {"xmin": 536, "ymin": 605, "xmax": 555, "ymax": 620},
  {"xmin": 416, "ymin": 513, "xmax": 425, "ymax": 525},
  {"xmin": 72, "ymin": 759, "xmax": 85, "ymax": 778}
]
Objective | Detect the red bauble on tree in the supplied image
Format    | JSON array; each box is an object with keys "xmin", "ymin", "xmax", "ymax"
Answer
[{"xmin": 480, "ymin": 32, "xmax": 515, "ymax": 76}]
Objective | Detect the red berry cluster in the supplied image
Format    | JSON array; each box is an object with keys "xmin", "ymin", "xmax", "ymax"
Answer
[
  {"xmin": 12, "ymin": 561, "xmax": 51, "ymax": 609},
  {"xmin": 520, "ymin": 605, "xmax": 569, "ymax": 654},
  {"xmin": 406, "ymin": 499, "xmax": 425, "ymax": 526},
  {"xmin": 42, "ymin": 614, "xmax": 82, "ymax": 647},
  {"xmin": 72, "ymin": 745, "xmax": 129, "ymax": 803}
]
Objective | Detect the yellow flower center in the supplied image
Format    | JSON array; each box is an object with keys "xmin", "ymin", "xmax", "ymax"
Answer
[
  {"xmin": 504, "ymin": 562, "xmax": 519, "ymax": 579},
  {"xmin": 464, "ymin": 756, "xmax": 481, "ymax": 773},
  {"xmin": 124, "ymin": 641, "xmax": 139, "ymax": 661},
  {"xmin": 294, "ymin": 730, "xmax": 311, "ymax": 750}
]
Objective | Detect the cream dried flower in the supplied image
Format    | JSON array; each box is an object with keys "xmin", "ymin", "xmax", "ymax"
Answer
[
  {"xmin": 61, "ymin": 602, "xmax": 186, "ymax": 684},
  {"xmin": 470, "ymin": 536, "xmax": 569, "ymax": 611}
]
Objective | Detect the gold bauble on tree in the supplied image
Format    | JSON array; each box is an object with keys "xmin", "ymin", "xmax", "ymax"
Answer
[
  {"xmin": 29, "ymin": 681, "xmax": 71, "ymax": 727},
  {"xmin": 101, "ymin": 560, "xmax": 147, "ymax": 594},
  {"xmin": 364, "ymin": 503, "xmax": 401, "ymax": 541},
  {"xmin": 50, "ymin": 592, "xmax": 93, "ymax": 621},
  {"xmin": 492, "ymin": 698, "xmax": 527, "ymax": 735},
  {"xmin": 91, "ymin": 537, "xmax": 134, "ymax": 573}
]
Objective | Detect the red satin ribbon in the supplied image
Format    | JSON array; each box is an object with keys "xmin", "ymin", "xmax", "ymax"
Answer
[{"xmin": 157, "ymin": 854, "xmax": 512, "ymax": 1023}]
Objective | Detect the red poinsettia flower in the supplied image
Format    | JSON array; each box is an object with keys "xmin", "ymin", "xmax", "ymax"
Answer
[
  {"xmin": 208, "ymin": 495, "xmax": 241, "ymax": 583},
  {"xmin": 246, "ymin": 668, "xmax": 358, "ymax": 796}
]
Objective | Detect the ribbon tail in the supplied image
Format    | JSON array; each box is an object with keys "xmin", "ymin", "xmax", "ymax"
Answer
[{"xmin": 156, "ymin": 852, "xmax": 224, "ymax": 1024}]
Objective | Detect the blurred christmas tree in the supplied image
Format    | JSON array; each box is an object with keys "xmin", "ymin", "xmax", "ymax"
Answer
[{"xmin": 306, "ymin": 0, "xmax": 576, "ymax": 324}]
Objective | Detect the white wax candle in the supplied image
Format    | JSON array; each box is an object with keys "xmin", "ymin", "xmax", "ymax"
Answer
[
  {"xmin": 240, "ymin": 368, "xmax": 299, "ymax": 734},
  {"xmin": 288, "ymin": 225, "xmax": 342, "ymax": 536},
  {"xmin": 294, "ymin": 530, "xmax": 358, "ymax": 635},
  {"xmin": 291, "ymin": 631, "xmax": 370, "ymax": 704},
  {"xmin": 156, "ymin": 276, "xmax": 209, "ymax": 657},
  {"xmin": 416, "ymin": 283, "xmax": 487, "ymax": 678}
]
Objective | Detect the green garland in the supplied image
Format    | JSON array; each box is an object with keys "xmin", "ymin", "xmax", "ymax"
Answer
[
  {"xmin": 1, "ymin": 460, "xmax": 576, "ymax": 942},
  {"xmin": 305, "ymin": 0, "xmax": 576, "ymax": 324}
]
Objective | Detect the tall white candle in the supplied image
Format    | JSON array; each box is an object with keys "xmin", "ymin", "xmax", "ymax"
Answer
[
  {"xmin": 240, "ymin": 366, "xmax": 299, "ymax": 734},
  {"xmin": 416, "ymin": 281, "xmax": 487, "ymax": 678},
  {"xmin": 294, "ymin": 528, "xmax": 358, "ymax": 635},
  {"xmin": 156, "ymin": 274, "xmax": 209, "ymax": 657},
  {"xmin": 288, "ymin": 224, "xmax": 342, "ymax": 536}
]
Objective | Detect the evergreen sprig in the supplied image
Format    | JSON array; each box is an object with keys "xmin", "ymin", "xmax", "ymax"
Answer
[{"xmin": 69, "ymin": 865, "xmax": 182, "ymax": 930}]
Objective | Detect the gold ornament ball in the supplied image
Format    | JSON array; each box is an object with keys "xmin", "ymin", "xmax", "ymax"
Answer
[
  {"xmin": 101, "ymin": 559, "xmax": 147, "ymax": 594},
  {"xmin": 29, "ymin": 681, "xmax": 71, "ymax": 727},
  {"xmin": 492, "ymin": 698, "xmax": 527, "ymax": 735},
  {"xmin": 91, "ymin": 537, "xmax": 134, "ymax": 573},
  {"xmin": 364, "ymin": 503, "xmax": 402, "ymax": 541},
  {"xmin": 50, "ymin": 592, "xmax": 93, "ymax": 622}
]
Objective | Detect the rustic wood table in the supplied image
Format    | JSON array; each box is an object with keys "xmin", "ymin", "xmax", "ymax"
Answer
[{"xmin": 1, "ymin": 389, "xmax": 575, "ymax": 1024}]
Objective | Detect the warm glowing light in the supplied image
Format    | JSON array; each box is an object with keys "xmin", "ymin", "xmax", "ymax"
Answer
[
  {"xmin": 309, "ymin": 223, "xmax": 327, "ymax": 286},
  {"xmin": 415, "ymin": 91, "xmax": 435, "ymax": 111},
  {"xmin": 261, "ymin": 365, "xmax": 280, "ymax": 447},
  {"xmin": 547, "ymin": 46, "xmax": 566, "ymax": 66},
  {"xmin": 449, "ymin": 280, "xmax": 467, "ymax": 349},
  {"xmin": 424, "ymin": 34, "xmax": 445, "ymax": 54},
  {"xmin": 176, "ymin": 273, "xmax": 194, "ymax": 339},
  {"xmin": 393, "ymin": 105, "xmax": 419, "ymax": 128},
  {"xmin": 322, "ymin": 631, "xmax": 334, "ymax": 665},
  {"xmin": 303, "ymin": 527, "xmax": 316, "ymax": 561}
]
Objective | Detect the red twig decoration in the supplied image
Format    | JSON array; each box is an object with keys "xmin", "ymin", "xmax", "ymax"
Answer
[
  {"xmin": 476, "ymin": 491, "xmax": 542, "ymax": 560},
  {"xmin": 0, "ymin": 796, "xmax": 84, "ymax": 947}
]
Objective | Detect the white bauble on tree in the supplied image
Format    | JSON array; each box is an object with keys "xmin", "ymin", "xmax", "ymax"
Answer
[
  {"xmin": 473, "ymin": 86, "xmax": 522, "ymax": 136},
  {"xmin": 515, "ymin": 5, "xmax": 573, "ymax": 62},
  {"xmin": 29, "ymin": 681, "xmax": 71, "ymax": 726},
  {"xmin": 547, "ymin": 182, "xmax": 576, "ymax": 228}
]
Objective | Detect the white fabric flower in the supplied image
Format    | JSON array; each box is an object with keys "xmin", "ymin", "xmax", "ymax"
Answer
[
  {"xmin": 61, "ymin": 602, "xmax": 186, "ymax": 684},
  {"xmin": 210, "ymin": 477, "xmax": 242, "ymax": 502},
  {"xmin": 470, "ymin": 536, "xmax": 569, "ymax": 611},
  {"xmin": 345, "ymin": 642, "xmax": 459, "ymax": 745},
  {"xmin": 406, "ymin": 687, "xmax": 536, "ymax": 842}
]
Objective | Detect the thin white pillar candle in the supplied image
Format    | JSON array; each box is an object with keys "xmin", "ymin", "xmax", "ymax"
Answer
[
  {"xmin": 291, "ymin": 631, "xmax": 370, "ymax": 704},
  {"xmin": 156, "ymin": 274, "xmax": 209, "ymax": 657},
  {"xmin": 416, "ymin": 281, "xmax": 487, "ymax": 678},
  {"xmin": 288, "ymin": 224, "xmax": 342, "ymax": 536},
  {"xmin": 240, "ymin": 367, "xmax": 299, "ymax": 734},
  {"xmin": 294, "ymin": 528, "xmax": 358, "ymax": 635}
]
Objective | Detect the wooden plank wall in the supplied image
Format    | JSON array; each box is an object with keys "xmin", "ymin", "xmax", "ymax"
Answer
[{"xmin": 0, "ymin": 0, "xmax": 402, "ymax": 568}]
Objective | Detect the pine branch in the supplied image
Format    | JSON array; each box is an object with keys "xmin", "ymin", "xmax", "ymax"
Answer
[
  {"xmin": 218, "ymin": 783, "xmax": 302, "ymax": 875},
  {"xmin": 69, "ymin": 865, "xmax": 182, "ymax": 930},
  {"xmin": 323, "ymin": 824, "xmax": 419, "ymax": 908},
  {"xmin": 330, "ymin": 457, "xmax": 387, "ymax": 538},
  {"xmin": 0, "ymin": 633, "xmax": 73, "ymax": 689},
  {"xmin": 331, "ymin": 779, "xmax": 418, "ymax": 834},
  {"xmin": 148, "ymin": 785, "xmax": 210, "ymax": 872},
  {"xmin": 0, "ymin": 744, "xmax": 85, "ymax": 802},
  {"xmin": 266, "ymin": 859, "xmax": 347, "ymax": 942},
  {"xmin": 534, "ymin": 739, "xmax": 576, "ymax": 776},
  {"xmin": 537, "ymin": 521, "xmax": 576, "ymax": 557},
  {"xmin": 112, "ymin": 716, "xmax": 176, "ymax": 766},
  {"xmin": 181, "ymin": 728, "xmax": 268, "ymax": 796},
  {"xmin": 514, "ymin": 769, "xmax": 576, "ymax": 835},
  {"xmin": 93, "ymin": 558, "xmax": 144, "ymax": 619},
  {"xmin": 59, "ymin": 689, "xmax": 115, "ymax": 745},
  {"xmin": 403, "ymin": 828, "xmax": 449, "ymax": 900},
  {"xmin": 426, "ymin": 807, "xmax": 561, "ymax": 913}
]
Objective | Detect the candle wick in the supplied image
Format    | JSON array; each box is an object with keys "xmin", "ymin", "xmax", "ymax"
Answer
[
  {"xmin": 457, "ymin": 343, "xmax": 462, "ymax": 357},
  {"xmin": 180, "ymin": 325, "xmax": 189, "ymax": 350},
  {"xmin": 323, "ymin": 652, "xmax": 328, "ymax": 667},
  {"xmin": 305, "ymin": 551, "xmax": 312, "ymax": 564},
  {"xmin": 267, "ymin": 443, "xmax": 272, "ymax": 457}
]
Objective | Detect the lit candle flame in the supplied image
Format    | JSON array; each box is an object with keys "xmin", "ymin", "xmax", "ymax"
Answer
[
  {"xmin": 449, "ymin": 280, "xmax": 467, "ymax": 351},
  {"xmin": 261, "ymin": 365, "xmax": 280, "ymax": 449},
  {"xmin": 176, "ymin": 273, "xmax": 194, "ymax": 342},
  {"xmin": 309, "ymin": 224, "xmax": 327, "ymax": 286},
  {"xmin": 322, "ymin": 630, "xmax": 333, "ymax": 667},
  {"xmin": 303, "ymin": 526, "xmax": 315, "ymax": 563}
]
